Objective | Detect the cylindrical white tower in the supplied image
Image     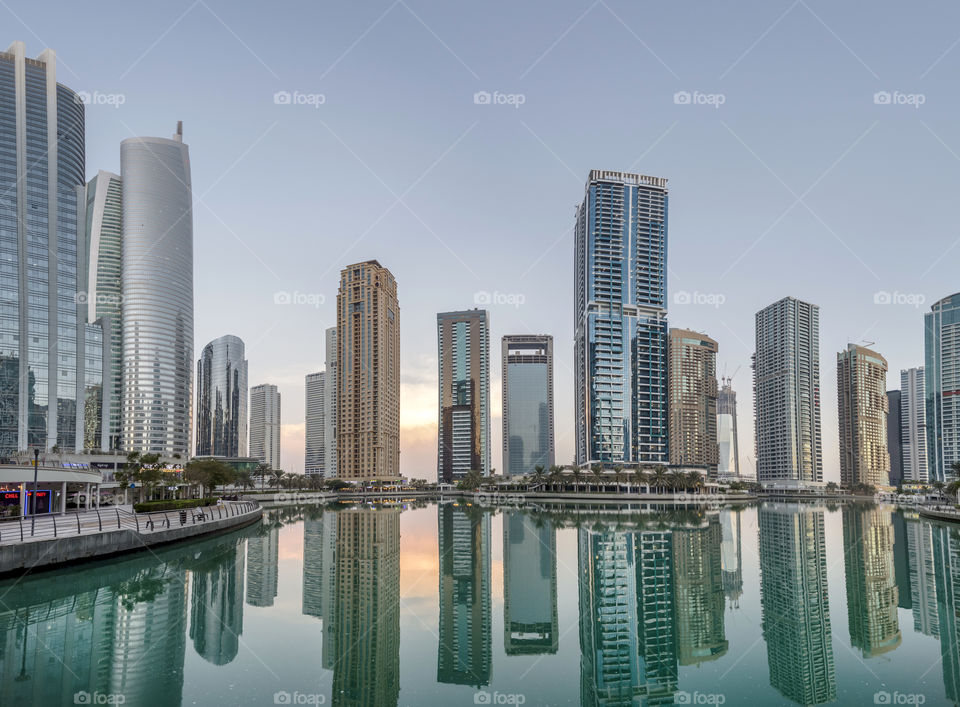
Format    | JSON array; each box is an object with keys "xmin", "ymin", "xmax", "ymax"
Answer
[{"xmin": 120, "ymin": 126, "xmax": 194, "ymax": 457}]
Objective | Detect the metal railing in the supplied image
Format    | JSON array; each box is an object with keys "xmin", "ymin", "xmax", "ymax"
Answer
[{"xmin": 0, "ymin": 501, "xmax": 259, "ymax": 545}]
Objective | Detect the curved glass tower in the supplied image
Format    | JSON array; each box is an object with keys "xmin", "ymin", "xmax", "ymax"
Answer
[
  {"xmin": 0, "ymin": 42, "xmax": 91, "ymax": 453},
  {"xmin": 120, "ymin": 124, "xmax": 193, "ymax": 456},
  {"xmin": 196, "ymin": 335, "xmax": 247, "ymax": 457}
]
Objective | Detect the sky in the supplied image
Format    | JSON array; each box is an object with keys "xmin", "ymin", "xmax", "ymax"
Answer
[{"xmin": 8, "ymin": 0, "xmax": 960, "ymax": 480}]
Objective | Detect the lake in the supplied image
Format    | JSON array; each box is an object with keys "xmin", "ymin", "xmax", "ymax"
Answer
[{"xmin": 0, "ymin": 501, "xmax": 953, "ymax": 706}]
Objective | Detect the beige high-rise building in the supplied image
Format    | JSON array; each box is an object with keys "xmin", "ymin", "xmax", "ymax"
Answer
[
  {"xmin": 667, "ymin": 328, "xmax": 719, "ymax": 475},
  {"xmin": 837, "ymin": 343, "xmax": 890, "ymax": 487},
  {"xmin": 336, "ymin": 261, "xmax": 400, "ymax": 480}
]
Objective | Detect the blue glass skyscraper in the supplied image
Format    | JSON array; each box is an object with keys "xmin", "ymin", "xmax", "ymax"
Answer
[
  {"xmin": 925, "ymin": 292, "xmax": 960, "ymax": 481},
  {"xmin": 575, "ymin": 170, "xmax": 668, "ymax": 466}
]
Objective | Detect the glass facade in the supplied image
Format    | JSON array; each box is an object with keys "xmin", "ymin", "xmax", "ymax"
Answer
[
  {"xmin": 575, "ymin": 170, "xmax": 668, "ymax": 465},
  {"xmin": 502, "ymin": 335, "xmax": 553, "ymax": 477},
  {"xmin": 83, "ymin": 170, "xmax": 123, "ymax": 450},
  {"xmin": 0, "ymin": 43, "xmax": 91, "ymax": 455},
  {"xmin": 925, "ymin": 293, "xmax": 960, "ymax": 481},
  {"xmin": 196, "ymin": 335, "xmax": 247, "ymax": 457},
  {"xmin": 120, "ymin": 128, "xmax": 193, "ymax": 456}
]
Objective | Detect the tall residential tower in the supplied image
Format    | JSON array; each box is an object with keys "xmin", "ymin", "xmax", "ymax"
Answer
[
  {"xmin": 502, "ymin": 335, "xmax": 554, "ymax": 477},
  {"xmin": 336, "ymin": 261, "xmax": 400, "ymax": 480},
  {"xmin": 667, "ymin": 328, "xmax": 718, "ymax": 475},
  {"xmin": 753, "ymin": 297, "xmax": 823, "ymax": 488},
  {"xmin": 249, "ymin": 384, "xmax": 281, "ymax": 470},
  {"xmin": 575, "ymin": 170, "xmax": 668, "ymax": 466},
  {"xmin": 925, "ymin": 293, "xmax": 960, "ymax": 481},
  {"xmin": 901, "ymin": 367, "xmax": 928, "ymax": 482},
  {"xmin": 717, "ymin": 379, "xmax": 741, "ymax": 481},
  {"xmin": 437, "ymin": 310, "xmax": 490, "ymax": 483},
  {"xmin": 837, "ymin": 343, "xmax": 889, "ymax": 488}
]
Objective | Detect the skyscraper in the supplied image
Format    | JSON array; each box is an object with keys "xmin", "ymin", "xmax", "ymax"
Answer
[
  {"xmin": 667, "ymin": 328, "xmax": 719, "ymax": 475},
  {"xmin": 120, "ymin": 123, "xmax": 193, "ymax": 457},
  {"xmin": 837, "ymin": 343, "xmax": 889, "ymax": 488},
  {"xmin": 249, "ymin": 384, "xmax": 281, "ymax": 470},
  {"xmin": 901, "ymin": 367, "xmax": 928, "ymax": 483},
  {"xmin": 717, "ymin": 378, "xmax": 741, "ymax": 481},
  {"xmin": 926, "ymin": 293, "xmax": 960, "ymax": 482},
  {"xmin": 887, "ymin": 390, "xmax": 904, "ymax": 487},
  {"xmin": 323, "ymin": 326, "xmax": 337, "ymax": 477},
  {"xmin": 754, "ymin": 297, "xmax": 823, "ymax": 488},
  {"xmin": 502, "ymin": 510, "xmax": 558, "ymax": 655},
  {"xmin": 437, "ymin": 310, "xmax": 490, "ymax": 483},
  {"xmin": 575, "ymin": 170, "xmax": 668, "ymax": 466},
  {"xmin": 502, "ymin": 335, "xmax": 555, "ymax": 478},
  {"xmin": 305, "ymin": 371, "xmax": 324, "ymax": 476},
  {"xmin": 195, "ymin": 335, "xmax": 247, "ymax": 457},
  {"xmin": 438, "ymin": 504, "xmax": 491, "ymax": 686},
  {"xmin": 336, "ymin": 261, "xmax": 400, "ymax": 480},
  {"xmin": 84, "ymin": 170, "xmax": 124, "ymax": 451},
  {"xmin": 0, "ymin": 42, "xmax": 104, "ymax": 455}
]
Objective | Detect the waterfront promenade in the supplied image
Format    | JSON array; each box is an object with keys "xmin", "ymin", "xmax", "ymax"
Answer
[{"xmin": 0, "ymin": 500, "xmax": 261, "ymax": 575}]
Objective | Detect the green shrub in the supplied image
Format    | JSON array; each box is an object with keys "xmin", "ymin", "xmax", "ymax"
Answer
[{"xmin": 133, "ymin": 498, "xmax": 216, "ymax": 513}]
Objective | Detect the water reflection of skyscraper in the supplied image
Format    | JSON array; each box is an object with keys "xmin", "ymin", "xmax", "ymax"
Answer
[
  {"xmin": 758, "ymin": 503, "xmax": 836, "ymax": 707},
  {"xmin": 302, "ymin": 511, "xmax": 338, "ymax": 670},
  {"xmin": 932, "ymin": 522, "xmax": 960, "ymax": 703},
  {"xmin": 502, "ymin": 510, "xmax": 558, "ymax": 655},
  {"xmin": 720, "ymin": 508, "xmax": 743, "ymax": 607},
  {"xmin": 842, "ymin": 505, "xmax": 901, "ymax": 658},
  {"xmin": 673, "ymin": 514, "xmax": 728, "ymax": 666},
  {"xmin": 906, "ymin": 519, "xmax": 940, "ymax": 638},
  {"xmin": 188, "ymin": 539, "xmax": 245, "ymax": 665},
  {"xmin": 246, "ymin": 524, "xmax": 280, "ymax": 607},
  {"xmin": 438, "ymin": 503, "xmax": 492, "ymax": 686},
  {"xmin": 332, "ymin": 507, "xmax": 401, "ymax": 707}
]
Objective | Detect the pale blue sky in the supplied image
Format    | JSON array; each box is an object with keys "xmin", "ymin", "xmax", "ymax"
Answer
[{"xmin": 10, "ymin": 0, "xmax": 960, "ymax": 477}]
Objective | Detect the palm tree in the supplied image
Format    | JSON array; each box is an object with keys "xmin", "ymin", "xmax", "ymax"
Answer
[
  {"xmin": 548, "ymin": 465, "xmax": 563, "ymax": 491},
  {"xmin": 572, "ymin": 465, "xmax": 583, "ymax": 494},
  {"xmin": 270, "ymin": 469, "xmax": 285, "ymax": 489},
  {"xmin": 933, "ymin": 480, "xmax": 946, "ymax": 499},
  {"xmin": 946, "ymin": 480, "xmax": 960, "ymax": 503},
  {"xmin": 256, "ymin": 462, "xmax": 271, "ymax": 491},
  {"xmin": 685, "ymin": 471, "xmax": 704, "ymax": 494},
  {"xmin": 533, "ymin": 465, "xmax": 545, "ymax": 490},
  {"xmin": 590, "ymin": 463, "xmax": 604, "ymax": 492},
  {"xmin": 613, "ymin": 465, "xmax": 624, "ymax": 494},
  {"xmin": 652, "ymin": 466, "xmax": 668, "ymax": 494}
]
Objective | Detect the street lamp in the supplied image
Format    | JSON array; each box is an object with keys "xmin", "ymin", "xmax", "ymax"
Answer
[{"xmin": 28, "ymin": 448, "xmax": 39, "ymax": 534}]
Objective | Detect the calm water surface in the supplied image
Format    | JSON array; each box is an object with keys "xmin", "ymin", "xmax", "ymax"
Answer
[{"xmin": 0, "ymin": 501, "xmax": 956, "ymax": 706}]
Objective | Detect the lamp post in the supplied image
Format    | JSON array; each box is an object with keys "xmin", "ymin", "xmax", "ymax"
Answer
[{"xmin": 30, "ymin": 448, "xmax": 38, "ymax": 534}]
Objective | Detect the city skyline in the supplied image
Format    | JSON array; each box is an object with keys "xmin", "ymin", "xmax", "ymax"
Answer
[{"xmin": 5, "ymin": 2, "xmax": 960, "ymax": 478}]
